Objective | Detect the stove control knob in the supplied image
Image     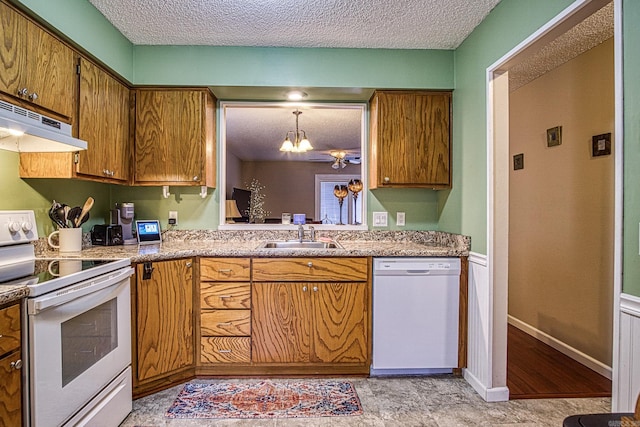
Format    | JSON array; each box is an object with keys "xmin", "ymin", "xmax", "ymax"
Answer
[
  {"xmin": 8, "ymin": 222, "xmax": 21, "ymax": 233},
  {"xmin": 21, "ymin": 221, "xmax": 33, "ymax": 232}
]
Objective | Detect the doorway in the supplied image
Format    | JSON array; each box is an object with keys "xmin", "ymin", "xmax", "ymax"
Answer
[{"xmin": 486, "ymin": 0, "xmax": 620, "ymax": 402}]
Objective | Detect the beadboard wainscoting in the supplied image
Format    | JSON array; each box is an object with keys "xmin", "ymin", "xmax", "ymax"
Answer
[
  {"xmin": 463, "ymin": 252, "xmax": 509, "ymax": 402},
  {"xmin": 616, "ymin": 293, "xmax": 640, "ymax": 412}
]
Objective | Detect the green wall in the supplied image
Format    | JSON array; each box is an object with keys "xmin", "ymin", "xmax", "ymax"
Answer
[
  {"xmin": 0, "ymin": 151, "xmax": 111, "ymax": 237},
  {"xmin": 623, "ymin": 0, "xmax": 640, "ymax": 296},
  {"xmin": 133, "ymin": 45, "xmax": 454, "ymax": 89},
  {"xmin": 445, "ymin": 0, "xmax": 575, "ymax": 253}
]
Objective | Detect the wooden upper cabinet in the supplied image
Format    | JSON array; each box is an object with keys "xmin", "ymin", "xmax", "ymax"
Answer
[
  {"xmin": 134, "ymin": 88, "xmax": 216, "ymax": 187},
  {"xmin": 369, "ymin": 90, "xmax": 452, "ymax": 189},
  {"xmin": 77, "ymin": 58, "xmax": 130, "ymax": 182},
  {"xmin": 0, "ymin": 2, "xmax": 75, "ymax": 120}
]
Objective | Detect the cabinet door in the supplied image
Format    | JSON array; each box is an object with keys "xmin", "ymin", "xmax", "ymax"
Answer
[
  {"xmin": 0, "ymin": 2, "xmax": 27, "ymax": 99},
  {"xmin": 252, "ymin": 282, "xmax": 310, "ymax": 363},
  {"xmin": 311, "ymin": 283, "xmax": 368, "ymax": 363},
  {"xmin": 26, "ymin": 20, "xmax": 75, "ymax": 119},
  {"xmin": 78, "ymin": 58, "xmax": 130, "ymax": 182},
  {"xmin": 135, "ymin": 90, "xmax": 204, "ymax": 185},
  {"xmin": 372, "ymin": 91, "xmax": 451, "ymax": 188},
  {"xmin": 0, "ymin": 351, "xmax": 22, "ymax": 427},
  {"xmin": 136, "ymin": 259, "xmax": 193, "ymax": 382}
]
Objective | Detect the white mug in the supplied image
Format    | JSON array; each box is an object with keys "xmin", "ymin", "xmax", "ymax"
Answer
[
  {"xmin": 48, "ymin": 228, "xmax": 83, "ymax": 252},
  {"xmin": 48, "ymin": 259, "xmax": 83, "ymax": 277}
]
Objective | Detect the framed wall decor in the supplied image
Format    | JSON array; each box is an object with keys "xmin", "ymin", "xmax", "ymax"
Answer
[
  {"xmin": 513, "ymin": 153, "xmax": 524, "ymax": 170},
  {"xmin": 547, "ymin": 126, "xmax": 562, "ymax": 147},
  {"xmin": 592, "ymin": 132, "xmax": 611, "ymax": 157}
]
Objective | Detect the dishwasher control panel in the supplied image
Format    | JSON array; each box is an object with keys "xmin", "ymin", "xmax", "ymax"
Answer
[{"xmin": 373, "ymin": 257, "xmax": 460, "ymax": 275}]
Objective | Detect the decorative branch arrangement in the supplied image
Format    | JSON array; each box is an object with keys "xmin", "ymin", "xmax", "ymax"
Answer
[{"xmin": 246, "ymin": 179, "xmax": 270, "ymax": 223}]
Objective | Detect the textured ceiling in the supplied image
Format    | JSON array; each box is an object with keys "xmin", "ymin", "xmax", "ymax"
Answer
[
  {"xmin": 225, "ymin": 105, "xmax": 362, "ymax": 162},
  {"xmin": 508, "ymin": 2, "xmax": 613, "ymax": 91},
  {"xmin": 88, "ymin": 0, "xmax": 501, "ymax": 49}
]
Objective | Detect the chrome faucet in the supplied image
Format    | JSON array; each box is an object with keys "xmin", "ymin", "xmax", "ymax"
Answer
[{"xmin": 297, "ymin": 225, "xmax": 316, "ymax": 242}]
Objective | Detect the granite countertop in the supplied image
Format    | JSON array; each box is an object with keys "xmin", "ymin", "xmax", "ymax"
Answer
[{"xmin": 1, "ymin": 230, "xmax": 470, "ymax": 305}]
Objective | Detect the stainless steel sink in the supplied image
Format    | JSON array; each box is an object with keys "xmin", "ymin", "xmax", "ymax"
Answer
[{"xmin": 260, "ymin": 240, "xmax": 343, "ymax": 249}]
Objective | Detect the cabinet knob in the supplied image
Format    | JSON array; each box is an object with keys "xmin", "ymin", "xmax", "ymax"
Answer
[
  {"xmin": 302, "ymin": 286, "xmax": 308, "ymax": 292},
  {"xmin": 313, "ymin": 286, "xmax": 318, "ymax": 292},
  {"xmin": 11, "ymin": 359, "xmax": 22, "ymax": 370},
  {"xmin": 28, "ymin": 92, "xmax": 38, "ymax": 101},
  {"xmin": 383, "ymin": 176, "xmax": 390, "ymax": 183},
  {"xmin": 17, "ymin": 88, "xmax": 28, "ymax": 96},
  {"xmin": 192, "ymin": 175, "xmax": 199, "ymax": 181},
  {"xmin": 307, "ymin": 262, "xmax": 313, "ymax": 268},
  {"xmin": 185, "ymin": 261, "xmax": 192, "ymax": 268}
]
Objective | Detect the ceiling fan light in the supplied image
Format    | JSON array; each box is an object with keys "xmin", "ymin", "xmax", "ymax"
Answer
[{"xmin": 331, "ymin": 160, "xmax": 340, "ymax": 170}]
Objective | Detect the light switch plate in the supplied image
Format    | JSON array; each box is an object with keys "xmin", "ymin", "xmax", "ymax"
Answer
[
  {"xmin": 373, "ymin": 211, "xmax": 388, "ymax": 227},
  {"xmin": 397, "ymin": 212, "xmax": 405, "ymax": 226}
]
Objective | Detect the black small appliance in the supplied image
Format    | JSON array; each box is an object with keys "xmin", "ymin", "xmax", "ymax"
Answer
[{"xmin": 90, "ymin": 224, "xmax": 123, "ymax": 246}]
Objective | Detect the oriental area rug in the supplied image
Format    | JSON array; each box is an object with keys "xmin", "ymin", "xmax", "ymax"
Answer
[{"xmin": 165, "ymin": 380, "xmax": 363, "ymax": 419}]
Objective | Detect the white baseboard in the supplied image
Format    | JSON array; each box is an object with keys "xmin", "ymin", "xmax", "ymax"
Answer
[
  {"xmin": 508, "ymin": 315, "xmax": 612, "ymax": 379},
  {"xmin": 463, "ymin": 369, "xmax": 510, "ymax": 402}
]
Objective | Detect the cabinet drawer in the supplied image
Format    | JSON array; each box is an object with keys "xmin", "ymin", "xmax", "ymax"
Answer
[
  {"xmin": 201, "ymin": 310, "xmax": 250, "ymax": 336},
  {"xmin": 0, "ymin": 304, "xmax": 21, "ymax": 356},
  {"xmin": 201, "ymin": 258, "xmax": 250, "ymax": 281},
  {"xmin": 201, "ymin": 337, "xmax": 250, "ymax": 363},
  {"xmin": 252, "ymin": 257, "xmax": 368, "ymax": 282},
  {"xmin": 200, "ymin": 282, "xmax": 250, "ymax": 309}
]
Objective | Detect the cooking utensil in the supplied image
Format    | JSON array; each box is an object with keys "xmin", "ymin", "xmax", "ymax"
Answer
[
  {"xmin": 63, "ymin": 205, "xmax": 71, "ymax": 227},
  {"xmin": 48, "ymin": 207, "xmax": 65, "ymax": 229},
  {"xmin": 77, "ymin": 211, "xmax": 90, "ymax": 226},
  {"xmin": 75, "ymin": 197, "xmax": 94, "ymax": 227},
  {"xmin": 54, "ymin": 204, "xmax": 68, "ymax": 228},
  {"xmin": 49, "ymin": 201, "xmax": 67, "ymax": 228},
  {"xmin": 67, "ymin": 206, "xmax": 82, "ymax": 227}
]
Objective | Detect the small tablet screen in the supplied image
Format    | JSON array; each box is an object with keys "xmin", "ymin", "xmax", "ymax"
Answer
[{"xmin": 136, "ymin": 220, "xmax": 162, "ymax": 245}]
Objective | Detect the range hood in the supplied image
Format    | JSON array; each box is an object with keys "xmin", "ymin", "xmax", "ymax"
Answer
[{"xmin": 0, "ymin": 100, "xmax": 87, "ymax": 152}]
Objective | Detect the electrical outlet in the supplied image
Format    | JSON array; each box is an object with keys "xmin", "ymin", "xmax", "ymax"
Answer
[
  {"xmin": 397, "ymin": 212, "xmax": 406, "ymax": 227},
  {"xmin": 373, "ymin": 211, "xmax": 388, "ymax": 227},
  {"xmin": 169, "ymin": 210, "xmax": 178, "ymax": 226}
]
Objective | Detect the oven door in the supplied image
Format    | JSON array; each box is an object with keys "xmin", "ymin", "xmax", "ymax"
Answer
[{"xmin": 26, "ymin": 267, "xmax": 133, "ymax": 427}]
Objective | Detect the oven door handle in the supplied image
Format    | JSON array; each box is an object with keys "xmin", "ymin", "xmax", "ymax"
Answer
[{"xmin": 28, "ymin": 267, "xmax": 134, "ymax": 315}]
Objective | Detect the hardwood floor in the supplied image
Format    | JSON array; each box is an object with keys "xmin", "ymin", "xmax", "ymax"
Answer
[{"xmin": 507, "ymin": 324, "xmax": 611, "ymax": 399}]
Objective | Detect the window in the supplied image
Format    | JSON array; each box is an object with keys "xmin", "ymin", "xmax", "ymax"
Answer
[{"xmin": 315, "ymin": 174, "xmax": 363, "ymax": 225}]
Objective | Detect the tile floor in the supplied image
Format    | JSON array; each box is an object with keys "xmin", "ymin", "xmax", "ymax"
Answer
[{"xmin": 120, "ymin": 375, "xmax": 610, "ymax": 426}]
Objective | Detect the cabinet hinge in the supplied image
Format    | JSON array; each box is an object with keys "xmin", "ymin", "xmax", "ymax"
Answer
[
  {"xmin": 76, "ymin": 64, "xmax": 81, "ymax": 75},
  {"xmin": 73, "ymin": 153, "xmax": 79, "ymax": 164}
]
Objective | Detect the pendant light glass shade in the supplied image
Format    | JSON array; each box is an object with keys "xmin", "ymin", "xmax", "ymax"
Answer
[{"xmin": 280, "ymin": 110, "xmax": 312, "ymax": 153}]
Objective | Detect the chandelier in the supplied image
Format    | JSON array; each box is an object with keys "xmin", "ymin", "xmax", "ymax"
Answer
[{"xmin": 280, "ymin": 109, "xmax": 313, "ymax": 153}]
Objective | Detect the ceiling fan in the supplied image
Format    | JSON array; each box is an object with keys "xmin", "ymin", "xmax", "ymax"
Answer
[{"xmin": 327, "ymin": 150, "xmax": 362, "ymax": 169}]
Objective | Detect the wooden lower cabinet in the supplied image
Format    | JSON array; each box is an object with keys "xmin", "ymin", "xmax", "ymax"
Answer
[
  {"xmin": 0, "ymin": 303, "xmax": 22, "ymax": 426},
  {"xmin": 252, "ymin": 281, "xmax": 368, "ymax": 365},
  {"xmin": 196, "ymin": 256, "xmax": 371, "ymax": 376},
  {"xmin": 134, "ymin": 258, "xmax": 194, "ymax": 396}
]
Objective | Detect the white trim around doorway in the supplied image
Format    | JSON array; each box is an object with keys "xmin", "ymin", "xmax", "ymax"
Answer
[{"xmin": 482, "ymin": 0, "xmax": 619, "ymax": 404}]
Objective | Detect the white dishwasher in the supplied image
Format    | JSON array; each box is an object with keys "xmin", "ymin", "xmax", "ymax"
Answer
[{"xmin": 371, "ymin": 257, "xmax": 460, "ymax": 375}]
